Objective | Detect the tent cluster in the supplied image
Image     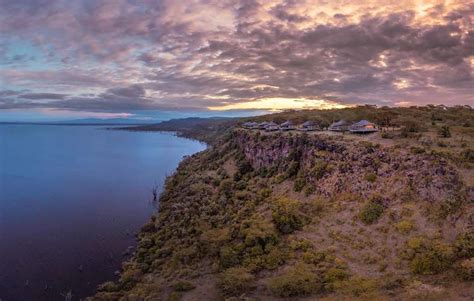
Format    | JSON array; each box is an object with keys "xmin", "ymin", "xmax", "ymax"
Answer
[
  {"xmin": 242, "ymin": 120, "xmax": 321, "ymax": 132},
  {"xmin": 328, "ymin": 120, "xmax": 378, "ymax": 133},
  {"xmin": 242, "ymin": 119, "xmax": 378, "ymax": 133}
]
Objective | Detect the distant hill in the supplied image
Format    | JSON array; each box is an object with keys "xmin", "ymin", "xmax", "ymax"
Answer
[{"xmin": 117, "ymin": 117, "xmax": 237, "ymax": 144}]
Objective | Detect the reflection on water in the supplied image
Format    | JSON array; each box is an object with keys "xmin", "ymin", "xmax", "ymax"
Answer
[{"xmin": 0, "ymin": 125, "xmax": 205, "ymax": 301}]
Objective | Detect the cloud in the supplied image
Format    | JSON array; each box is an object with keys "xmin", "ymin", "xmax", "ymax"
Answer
[
  {"xmin": 21, "ymin": 93, "xmax": 68, "ymax": 100},
  {"xmin": 0, "ymin": 0, "xmax": 472, "ymax": 114}
]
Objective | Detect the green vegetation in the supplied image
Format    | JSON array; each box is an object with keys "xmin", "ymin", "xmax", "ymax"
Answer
[
  {"xmin": 438, "ymin": 126, "xmax": 452, "ymax": 138},
  {"xmin": 172, "ymin": 281, "xmax": 195, "ymax": 292},
  {"xmin": 457, "ymin": 258, "xmax": 474, "ymax": 280},
  {"xmin": 454, "ymin": 232, "xmax": 474, "ymax": 259},
  {"xmin": 267, "ymin": 264, "xmax": 322, "ymax": 297},
  {"xmin": 394, "ymin": 220, "xmax": 415, "ymax": 234},
  {"xmin": 403, "ymin": 237, "xmax": 454, "ymax": 275},
  {"xmin": 364, "ymin": 172, "xmax": 377, "ymax": 182},
  {"xmin": 272, "ymin": 197, "xmax": 305, "ymax": 233},
  {"xmin": 359, "ymin": 196, "xmax": 384, "ymax": 224},
  {"xmin": 217, "ymin": 267, "xmax": 255, "ymax": 296}
]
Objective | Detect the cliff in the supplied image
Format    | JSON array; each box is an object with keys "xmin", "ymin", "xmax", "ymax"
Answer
[{"xmin": 90, "ymin": 129, "xmax": 473, "ymax": 301}]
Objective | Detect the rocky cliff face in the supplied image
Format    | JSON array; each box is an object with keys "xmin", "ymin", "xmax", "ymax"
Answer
[{"xmin": 234, "ymin": 130, "xmax": 470, "ymax": 223}]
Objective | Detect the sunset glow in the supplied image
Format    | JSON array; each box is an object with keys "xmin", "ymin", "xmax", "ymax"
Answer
[
  {"xmin": 0, "ymin": 0, "xmax": 473, "ymax": 120},
  {"xmin": 208, "ymin": 98, "xmax": 348, "ymax": 111}
]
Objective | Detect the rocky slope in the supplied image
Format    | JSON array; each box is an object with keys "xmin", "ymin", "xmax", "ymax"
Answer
[{"xmin": 89, "ymin": 129, "xmax": 473, "ymax": 301}]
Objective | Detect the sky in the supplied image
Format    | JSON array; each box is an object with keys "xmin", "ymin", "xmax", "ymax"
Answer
[{"xmin": 0, "ymin": 0, "xmax": 473, "ymax": 121}]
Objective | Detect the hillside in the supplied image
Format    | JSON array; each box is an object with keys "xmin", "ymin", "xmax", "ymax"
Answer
[
  {"xmin": 116, "ymin": 117, "xmax": 237, "ymax": 144},
  {"xmin": 90, "ymin": 107, "xmax": 473, "ymax": 301}
]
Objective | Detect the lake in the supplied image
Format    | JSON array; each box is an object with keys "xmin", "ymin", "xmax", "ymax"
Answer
[{"xmin": 0, "ymin": 125, "xmax": 206, "ymax": 301}]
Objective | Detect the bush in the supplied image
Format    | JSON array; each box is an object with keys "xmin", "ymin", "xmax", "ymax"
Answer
[
  {"xmin": 311, "ymin": 160, "xmax": 332, "ymax": 180},
  {"xmin": 395, "ymin": 220, "xmax": 415, "ymax": 234},
  {"xmin": 359, "ymin": 196, "xmax": 384, "ymax": 225},
  {"xmin": 461, "ymin": 149, "xmax": 474, "ymax": 163},
  {"xmin": 172, "ymin": 281, "xmax": 195, "ymax": 292},
  {"xmin": 438, "ymin": 126, "xmax": 451, "ymax": 138},
  {"xmin": 454, "ymin": 232, "xmax": 474, "ymax": 259},
  {"xmin": 219, "ymin": 245, "xmax": 241, "ymax": 268},
  {"xmin": 267, "ymin": 264, "xmax": 322, "ymax": 297},
  {"xmin": 302, "ymin": 250, "xmax": 327, "ymax": 265},
  {"xmin": 240, "ymin": 214, "xmax": 278, "ymax": 247},
  {"xmin": 293, "ymin": 176, "xmax": 306, "ymax": 192},
  {"xmin": 364, "ymin": 173, "xmax": 377, "ymax": 182},
  {"xmin": 324, "ymin": 267, "xmax": 350, "ymax": 291},
  {"xmin": 400, "ymin": 121, "xmax": 423, "ymax": 137},
  {"xmin": 272, "ymin": 197, "xmax": 305, "ymax": 233},
  {"xmin": 410, "ymin": 249, "xmax": 453, "ymax": 275},
  {"xmin": 457, "ymin": 258, "xmax": 474, "ymax": 280},
  {"xmin": 381, "ymin": 131, "xmax": 394, "ymax": 139},
  {"xmin": 217, "ymin": 267, "xmax": 255, "ymax": 296},
  {"xmin": 264, "ymin": 246, "xmax": 288, "ymax": 270},
  {"xmin": 285, "ymin": 161, "xmax": 300, "ymax": 179},
  {"xmin": 408, "ymin": 241, "xmax": 454, "ymax": 275},
  {"xmin": 332, "ymin": 277, "xmax": 378, "ymax": 297},
  {"xmin": 289, "ymin": 238, "xmax": 313, "ymax": 251},
  {"xmin": 219, "ymin": 179, "xmax": 234, "ymax": 198},
  {"xmin": 201, "ymin": 227, "xmax": 230, "ymax": 243}
]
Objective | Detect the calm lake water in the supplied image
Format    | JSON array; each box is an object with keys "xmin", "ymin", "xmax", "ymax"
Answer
[{"xmin": 0, "ymin": 125, "xmax": 206, "ymax": 301}]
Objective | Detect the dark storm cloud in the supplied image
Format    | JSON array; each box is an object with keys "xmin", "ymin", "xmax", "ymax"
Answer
[{"xmin": 0, "ymin": 0, "xmax": 472, "ymax": 112}]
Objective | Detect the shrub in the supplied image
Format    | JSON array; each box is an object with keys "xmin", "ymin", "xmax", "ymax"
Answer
[
  {"xmin": 359, "ymin": 196, "xmax": 384, "ymax": 225},
  {"xmin": 293, "ymin": 176, "xmax": 306, "ymax": 192},
  {"xmin": 285, "ymin": 161, "xmax": 300, "ymax": 179},
  {"xmin": 264, "ymin": 246, "xmax": 288, "ymax": 270},
  {"xmin": 400, "ymin": 121, "xmax": 423, "ymax": 137},
  {"xmin": 305, "ymin": 198, "xmax": 326, "ymax": 218},
  {"xmin": 219, "ymin": 245, "xmax": 241, "ymax": 268},
  {"xmin": 272, "ymin": 197, "xmax": 305, "ymax": 233},
  {"xmin": 289, "ymin": 238, "xmax": 313, "ymax": 251},
  {"xmin": 98, "ymin": 281, "xmax": 118, "ymax": 292},
  {"xmin": 311, "ymin": 160, "xmax": 332, "ymax": 180},
  {"xmin": 454, "ymin": 232, "xmax": 474, "ymax": 259},
  {"xmin": 410, "ymin": 251, "xmax": 452, "ymax": 275},
  {"xmin": 460, "ymin": 149, "xmax": 474, "ymax": 163},
  {"xmin": 364, "ymin": 173, "xmax": 377, "ymax": 182},
  {"xmin": 437, "ymin": 196, "xmax": 465, "ymax": 219},
  {"xmin": 237, "ymin": 159, "xmax": 253, "ymax": 175},
  {"xmin": 332, "ymin": 277, "xmax": 378, "ymax": 297},
  {"xmin": 172, "ymin": 281, "xmax": 195, "ymax": 292},
  {"xmin": 304, "ymin": 185, "xmax": 315, "ymax": 196},
  {"xmin": 302, "ymin": 250, "xmax": 327, "ymax": 265},
  {"xmin": 438, "ymin": 126, "xmax": 451, "ymax": 138},
  {"xmin": 381, "ymin": 131, "xmax": 394, "ymax": 139},
  {"xmin": 201, "ymin": 227, "xmax": 230, "ymax": 243},
  {"xmin": 457, "ymin": 258, "xmax": 474, "ymax": 280},
  {"xmin": 395, "ymin": 220, "xmax": 415, "ymax": 234},
  {"xmin": 219, "ymin": 179, "xmax": 234, "ymax": 198},
  {"xmin": 267, "ymin": 264, "xmax": 322, "ymax": 297},
  {"xmin": 410, "ymin": 146, "xmax": 426, "ymax": 154},
  {"xmin": 168, "ymin": 291, "xmax": 183, "ymax": 301},
  {"xmin": 217, "ymin": 267, "xmax": 255, "ymax": 296},
  {"xmin": 240, "ymin": 214, "xmax": 278, "ymax": 247},
  {"xmin": 409, "ymin": 242, "xmax": 454, "ymax": 275},
  {"xmin": 324, "ymin": 267, "xmax": 350, "ymax": 291}
]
